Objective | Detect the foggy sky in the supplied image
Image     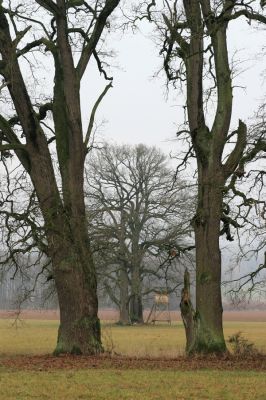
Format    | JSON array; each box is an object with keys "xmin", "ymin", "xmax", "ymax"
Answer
[{"xmin": 81, "ymin": 18, "xmax": 266, "ymax": 153}]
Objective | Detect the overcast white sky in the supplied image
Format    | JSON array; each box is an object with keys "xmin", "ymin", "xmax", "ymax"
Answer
[{"xmin": 80, "ymin": 16, "xmax": 266, "ymax": 155}]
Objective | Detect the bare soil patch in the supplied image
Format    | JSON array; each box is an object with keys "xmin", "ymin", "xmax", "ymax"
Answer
[{"xmin": 1, "ymin": 354, "xmax": 266, "ymax": 372}]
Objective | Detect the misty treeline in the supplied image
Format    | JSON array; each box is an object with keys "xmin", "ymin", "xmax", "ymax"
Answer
[
  {"xmin": 0, "ymin": 262, "xmax": 57, "ymax": 310},
  {"xmin": 0, "ymin": 0, "xmax": 265, "ymax": 355},
  {"xmin": 0, "ymin": 143, "xmax": 195, "ymax": 316}
]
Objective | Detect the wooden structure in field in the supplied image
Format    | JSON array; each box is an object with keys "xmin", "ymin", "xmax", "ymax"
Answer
[{"xmin": 146, "ymin": 292, "xmax": 171, "ymax": 324}]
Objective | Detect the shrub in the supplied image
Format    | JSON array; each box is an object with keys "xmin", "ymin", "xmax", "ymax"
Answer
[{"xmin": 228, "ymin": 332, "xmax": 259, "ymax": 356}]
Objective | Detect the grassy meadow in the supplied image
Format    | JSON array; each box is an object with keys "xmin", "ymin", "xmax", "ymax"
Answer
[
  {"xmin": 0, "ymin": 318, "xmax": 266, "ymax": 399},
  {"xmin": 1, "ymin": 369, "xmax": 266, "ymax": 400},
  {"xmin": 0, "ymin": 319, "xmax": 265, "ymax": 357}
]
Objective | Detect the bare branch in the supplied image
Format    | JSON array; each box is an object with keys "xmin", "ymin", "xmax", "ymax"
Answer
[
  {"xmin": 84, "ymin": 82, "xmax": 112, "ymax": 148},
  {"xmin": 77, "ymin": 0, "xmax": 120, "ymax": 80},
  {"xmin": 35, "ymin": 0, "xmax": 60, "ymax": 15},
  {"xmin": 223, "ymin": 119, "xmax": 247, "ymax": 177}
]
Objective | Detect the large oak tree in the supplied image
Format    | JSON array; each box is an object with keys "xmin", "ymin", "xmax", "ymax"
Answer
[
  {"xmin": 145, "ymin": 0, "xmax": 266, "ymax": 353},
  {"xmin": 0, "ymin": 0, "xmax": 120, "ymax": 355}
]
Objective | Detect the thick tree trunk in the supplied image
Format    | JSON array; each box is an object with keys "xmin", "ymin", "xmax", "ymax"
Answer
[
  {"xmin": 130, "ymin": 240, "xmax": 144, "ymax": 324},
  {"xmin": 190, "ymin": 169, "xmax": 226, "ymax": 354},
  {"xmin": 130, "ymin": 257, "xmax": 143, "ymax": 324},
  {"xmin": 130, "ymin": 269, "xmax": 143, "ymax": 323},
  {"xmin": 26, "ymin": 137, "xmax": 103, "ymax": 355},
  {"xmin": 51, "ymin": 223, "xmax": 103, "ymax": 355},
  {"xmin": 119, "ymin": 266, "xmax": 130, "ymax": 325},
  {"xmin": 130, "ymin": 294, "xmax": 143, "ymax": 324}
]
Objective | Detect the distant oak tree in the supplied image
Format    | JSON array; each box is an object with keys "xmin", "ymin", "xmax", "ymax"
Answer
[{"xmin": 86, "ymin": 143, "xmax": 194, "ymax": 324}]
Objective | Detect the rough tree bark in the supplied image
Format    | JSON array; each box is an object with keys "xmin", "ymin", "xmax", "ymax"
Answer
[
  {"xmin": 180, "ymin": 269, "xmax": 196, "ymax": 353},
  {"xmin": 129, "ymin": 294, "xmax": 143, "ymax": 324},
  {"xmin": 130, "ymin": 265, "xmax": 144, "ymax": 324},
  {"xmin": 130, "ymin": 240, "xmax": 144, "ymax": 324},
  {"xmin": 183, "ymin": 0, "xmax": 228, "ymax": 353},
  {"xmin": 159, "ymin": 0, "xmax": 252, "ymax": 353},
  {"xmin": 0, "ymin": 0, "xmax": 120, "ymax": 354},
  {"xmin": 118, "ymin": 266, "xmax": 130, "ymax": 324},
  {"xmin": 193, "ymin": 169, "xmax": 226, "ymax": 353}
]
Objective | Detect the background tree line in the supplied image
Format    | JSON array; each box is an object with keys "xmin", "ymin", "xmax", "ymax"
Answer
[{"xmin": 0, "ymin": 143, "xmax": 195, "ymax": 319}]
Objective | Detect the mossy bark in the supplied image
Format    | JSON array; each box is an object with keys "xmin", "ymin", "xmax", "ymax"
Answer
[
  {"xmin": 190, "ymin": 169, "xmax": 226, "ymax": 354},
  {"xmin": 51, "ymin": 223, "xmax": 103, "ymax": 355}
]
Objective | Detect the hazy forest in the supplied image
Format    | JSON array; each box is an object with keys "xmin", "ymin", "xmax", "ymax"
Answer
[{"xmin": 0, "ymin": 1, "xmax": 266, "ymax": 399}]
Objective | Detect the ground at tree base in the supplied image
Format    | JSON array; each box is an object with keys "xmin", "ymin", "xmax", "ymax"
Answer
[
  {"xmin": 2, "ymin": 353, "xmax": 266, "ymax": 371},
  {"xmin": 1, "ymin": 316, "xmax": 266, "ymax": 399}
]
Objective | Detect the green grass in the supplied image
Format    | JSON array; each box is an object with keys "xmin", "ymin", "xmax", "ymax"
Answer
[
  {"xmin": 1, "ymin": 319, "xmax": 266, "ymax": 399},
  {"xmin": 0, "ymin": 319, "xmax": 265, "ymax": 357},
  {"xmin": 0, "ymin": 369, "xmax": 266, "ymax": 400}
]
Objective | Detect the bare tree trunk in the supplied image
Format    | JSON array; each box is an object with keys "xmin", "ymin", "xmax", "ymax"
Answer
[
  {"xmin": 180, "ymin": 269, "xmax": 196, "ymax": 353},
  {"xmin": 191, "ymin": 169, "xmax": 226, "ymax": 354},
  {"xmin": 30, "ymin": 152, "xmax": 103, "ymax": 354},
  {"xmin": 130, "ymin": 265, "xmax": 143, "ymax": 324},
  {"xmin": 130, "ymin": 294, "xmax": 143, "ymax": 324},
  {"xmin": 151, "ymin": 0, "xmax": 252, "ymax": 355},
  {"xmin": 27, "ymin": 118, "xmax": 103, "ymax": 354},
  {"xmin": 119, "ymin": 266, "xmax": 130, "ymax": 325},
  {"xmin": 51, "ymin": 208, "xmax": 103, "ymax": 355},
  {"xmin": 52, "ymin": 232, "xmax": 102, "ymax": 355},
  {"xmin": 129, "ymin": 237, "xmax": 144, "ymax": 324}
]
